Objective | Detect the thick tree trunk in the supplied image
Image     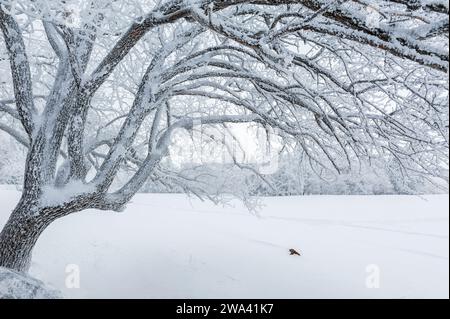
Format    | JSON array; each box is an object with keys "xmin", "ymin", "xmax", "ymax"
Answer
[{"xmin": 0, "ymin": 200, "xmax": 54, "ymax": 273}]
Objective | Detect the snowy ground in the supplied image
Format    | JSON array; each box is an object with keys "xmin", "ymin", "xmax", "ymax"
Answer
[{"xmin": 0, "ymin": 189, "xmax": 448, "ymax": 299}]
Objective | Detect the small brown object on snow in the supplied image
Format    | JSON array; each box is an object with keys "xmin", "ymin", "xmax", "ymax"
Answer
[{"xmin": 289, "ymin": 249, "xmax": 301, "ymax": 256}]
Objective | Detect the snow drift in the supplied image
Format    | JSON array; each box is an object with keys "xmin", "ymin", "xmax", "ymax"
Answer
[
  {"xmin": 0, "ymin": 189, "xmax": 448, "ymax": 299},
  {"xmin": 0, "ymin": 267, "xmax": 61, "ymax": 299}
]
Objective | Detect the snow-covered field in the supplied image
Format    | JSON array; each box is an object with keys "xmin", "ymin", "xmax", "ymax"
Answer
[{"xmin": 0, "ymin": 189, "xmax": 448, "ymax": 299}]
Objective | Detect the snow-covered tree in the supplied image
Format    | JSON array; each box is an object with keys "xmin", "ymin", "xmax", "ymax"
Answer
[{"xmin": 0, "ymin": 0, "xmax": 448, "ymax": 272}]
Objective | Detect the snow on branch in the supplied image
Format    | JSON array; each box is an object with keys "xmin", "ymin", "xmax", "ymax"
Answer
[
  {"xmin": 0, "ymin": 0, "xmax": 447, "ymax": 216},
  {"xmin": 0, "ymin": 5, "xmax": 37, "ymax": 137}
]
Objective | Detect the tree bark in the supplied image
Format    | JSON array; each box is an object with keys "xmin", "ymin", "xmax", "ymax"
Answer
[{"xmin": 0, "ymin": 200, "xmax": 54, "ymax": 273}]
